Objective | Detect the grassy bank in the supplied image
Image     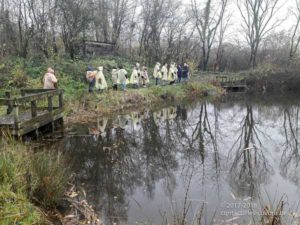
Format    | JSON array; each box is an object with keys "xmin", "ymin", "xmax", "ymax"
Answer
[
  {"xmin": 64, "ymin": 81, "xmax": 223, "ymax": 123},
  {"xmin": 0, "ymin": 138, "xmax": 70, "ymax": 224}
]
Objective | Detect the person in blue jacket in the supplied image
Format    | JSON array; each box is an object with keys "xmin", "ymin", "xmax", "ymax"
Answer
[
  {"xmin": 177, "ymin": 64, "xmax": 182, "ymax": 83},
  {"xmin": 182, "ymin": 63, "xmax": 189, "ymax": 82}
]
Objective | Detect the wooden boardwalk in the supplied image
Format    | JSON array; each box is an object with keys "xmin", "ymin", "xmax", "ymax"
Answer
[
  {"xmin": 0, "ymin": 89, "xmax": 64, "ymax": 137},
  {"xmin": 215, "ymin": 75, "xmax": 248, "ymax": 92}
]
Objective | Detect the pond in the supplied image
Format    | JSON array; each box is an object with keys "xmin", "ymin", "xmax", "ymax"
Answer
[{"xmin": 49, "ymin": 94, "xmax": 300, "ymax": 225}]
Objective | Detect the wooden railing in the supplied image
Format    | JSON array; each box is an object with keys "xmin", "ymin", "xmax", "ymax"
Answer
[
  {"xmin": 215, "ymin": 75, "xmax": 246, "ymax": 86},
  {"xmin": 0, "ymin": 89, "xmax": 63, "ymax": 128}
]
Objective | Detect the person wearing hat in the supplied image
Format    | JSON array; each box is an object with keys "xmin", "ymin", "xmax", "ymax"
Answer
[
  {"xmin": 95, "ymin": 66, "xmax": 108, "ymax": 92},
  {"xmin": 43, "ymin": 67, "xmax": 58, "ymax": 89},
  {"xmin": 153, "ymin": 62, "xmax": 162, "ymax": 85}
]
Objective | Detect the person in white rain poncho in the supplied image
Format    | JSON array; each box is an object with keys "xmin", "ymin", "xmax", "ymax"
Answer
[
  {"xmin": 141, "ymin": 67, "xmax": 149, "ymax": 87},
  {"xmin": 161, "ymin": 63, "xmax": 168, "ymax": 84},
  {"xmin": 136, "ymin": 63, "xmax": 142, "ymax": 86},
  {"xmin": 43, "ymin": 67, "xmax": 57, "ymax": 89},
  {"xmin": 130, "ymin": 66, "xmax": 139, "ymax": 88},
  {"xmin": 168, "ymin": 63, "xmax": 177, "ymax": 85},
  {"xmin": 153, "ymin": 62, "xmax": 162, "ymax": 85},
  {"xmin": 95, "ymin": 66, "xmax": 108, "ymax": 91},
  {"xmin": 111, "ymin": 67, "xmax": 118, "ymax": 91},
  {"xmin": 117, "ymin": 65, "xmax": 128, "ymax": 91}
]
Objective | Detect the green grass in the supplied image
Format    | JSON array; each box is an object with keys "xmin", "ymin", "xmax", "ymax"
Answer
[
  {"xmin": 0, "ymin": 185, "xmax": 43, "ymax": 225},
  {"xmin": 0, "ymin": 139, "xmax": 70, "ymax": 224},
  {"xmin": 63, "ymin": 81, "xmax": 222, "ymax": 119}
]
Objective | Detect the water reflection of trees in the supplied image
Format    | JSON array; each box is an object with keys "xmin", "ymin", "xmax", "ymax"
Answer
[
  {"xmin": 280, "ymin": 106, "xmax": 300, "ymax": 187},
  {"xmin": 59, "ymin": 111, "xmax": 180, "ymax": 224},
  {"xmin": 55, "ymin": 101, "xmax": 300, "ymax": 224},
  {"xmin": 175, "ymin": 103, "xmax": 222, "ymax": 186},
  {"xmin": 228, "ymin": 105, "xmax": 273, "ymax": 198}
]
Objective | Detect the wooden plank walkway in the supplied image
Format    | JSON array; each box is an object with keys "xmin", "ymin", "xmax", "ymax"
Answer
[
  {"xmin": 215, "ymin": 75, "xmax": 248, "ymax": 92},
  {"xmin": 0, "ymin": 89, "xmax": 64, "ymax": 137}
]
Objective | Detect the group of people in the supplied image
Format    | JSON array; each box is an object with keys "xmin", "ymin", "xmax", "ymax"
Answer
[
  {"xmin": 153, "ymin": 62, "xmax": 189, "ymax": 85},
  {"xmin": 85, "ymin": 62, "xmax": 189, "ymax": 93},
  {"xmin": 42, "ymin": 62, "xmax": 189, "ymax": 92}
]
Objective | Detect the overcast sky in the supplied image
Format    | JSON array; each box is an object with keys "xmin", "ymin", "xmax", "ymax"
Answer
[{"xmin": 181, "ymin": 0, "xmax": 297, "ymax": 43}]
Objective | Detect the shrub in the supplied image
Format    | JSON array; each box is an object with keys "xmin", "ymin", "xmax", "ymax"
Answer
[
  {"xmin": 30, "ymin": 152, "xmax": 71, "ymax": 208},
  {"xmin": 9, "ymin": 64, "xmax": 28, "ymax": 88}
]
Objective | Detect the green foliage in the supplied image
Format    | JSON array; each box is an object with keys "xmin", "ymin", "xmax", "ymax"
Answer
[{"xmin": 10, "ymin": 63, "xmax": 28, "ymax": 88}]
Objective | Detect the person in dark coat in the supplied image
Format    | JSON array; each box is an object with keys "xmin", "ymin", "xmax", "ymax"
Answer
[
  {"xmin": 86, "ymin": 65, "xmax": 96, "ymax": 93},
  {"xmin": 177, "ymin": 64, "xmax": 182, "ymax": 83},
  {"xmin": 182, "ymin": 63, "xmax": 189, "ymax": 82}
]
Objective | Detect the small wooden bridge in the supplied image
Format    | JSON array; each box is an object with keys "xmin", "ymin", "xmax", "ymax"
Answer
[
  {"xmin": 215, "ymin": 75, "xmax": 248, "ymax": 92},
  {"xmin": 0, "ymin": 89, "xmax": 64, "ymax": 137}
]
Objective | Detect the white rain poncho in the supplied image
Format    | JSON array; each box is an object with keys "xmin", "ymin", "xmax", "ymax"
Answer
[
  {"xmin": 136, "ymin": 63, "xmax": 142, "ymax": 85},
  {"xmin": 43, "ymin": 68, "xmax": 57, "ymax": 89},
  {"xmin": 153, "ymin": 63, "xmax": 162, "ymax": 79},
  {"xmin": 111, "ymin": 69, "xmax": 118, "ymax": 85},
  {"xmin": 161, "ymin": 64, "xmax": 168, "ymax": 81},
  {"xmin": 168, "ymin": 63, "xmax": 177, "ymax": 82},
  {"xmin": 95, "ymin": 66, "xmax": 108, "ymax": 90},
  {"xmin": 142, "ymin": 69, "xmax": 150, "ymax": 84},
  {"xmin": 130, "ymin": 68, "xmax": 139, "ymax": 84},
  {"xmin": 117, "ymin": 69, "xmax": 128, "ymax": 84}
]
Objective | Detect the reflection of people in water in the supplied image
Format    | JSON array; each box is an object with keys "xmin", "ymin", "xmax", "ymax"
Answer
[
  {"xmin": 153, "ymin": 107, "xmax": 178, "ymax": 124},
  {"xmin": 131, "ymin": 112, "xmax": 141, "ymax": 131},
  {"xmin": 117, "ymin": 115, "xmax": 130, "ymax": 129},
  {"xmin": 176, "ymin": 105, "xmax": 187, "ymax": 121},
  {"xmin": 97, "ymin": 117, "xmax": 108, "ymax": 137},
  {"xmin": 88, "ymin": 127, "xmax": 100, "ymax": 141}
]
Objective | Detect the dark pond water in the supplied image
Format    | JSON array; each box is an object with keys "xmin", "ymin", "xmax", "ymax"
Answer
[{"xmin": 51, "ymin": 94, "xmax": 300, "ymax": 225}]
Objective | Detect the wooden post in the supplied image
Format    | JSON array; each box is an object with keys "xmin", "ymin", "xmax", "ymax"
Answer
[
  {"xmin": 58, "ymin": 92, "xmax": 63, "ymax": 108},
  {"xmin": 5, "ymin": 91, "xmax": 13, "ymax": 115},
  {"xmin": 31, "ymin": 101, "xmax": 37, "ymax": 118},
  {"xmin": 48, "ymin": 96, "xmax": 53, "ymax": 112},
  {"xmin": 14, "ymin": 103, "xmax": 20, "ymax": 129}
]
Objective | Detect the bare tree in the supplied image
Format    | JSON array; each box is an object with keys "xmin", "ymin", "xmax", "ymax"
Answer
[
  {"xmin": 214, "ymin": 8, "xmax": 231, "ymax": 72},
  {"xmin": 191, "ymin": 0, "xmax": 228, "ymax": 71},
  {"xmin": 237, "ymin": 0, "xmax": 281, "ymax": 68},
  {"xmin": 163, "ymin": 4, "xmax": 192, "ymax": 63},
  {"xmin": 139, "ymin": 0, "xmax": 175, "ymax": 64},
  {"xmin": 289, "ymin": 0, "xmax": 300, "ymax": 61},
  {"xmin": 58, "ymin": 0, "xmax": 92, "ymax": 59}
]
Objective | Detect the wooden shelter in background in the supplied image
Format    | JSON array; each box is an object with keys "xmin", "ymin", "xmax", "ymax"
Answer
[{"xmin": 82, "ymin": 40, "xmax": 116, "ymax": 56}]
